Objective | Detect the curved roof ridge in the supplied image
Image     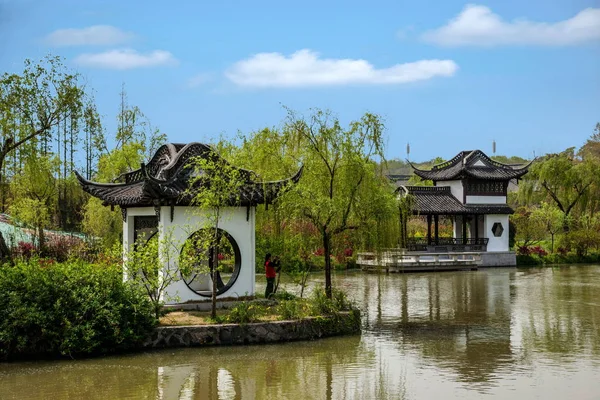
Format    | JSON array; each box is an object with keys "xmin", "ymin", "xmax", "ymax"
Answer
[
  {"xmin": 75, "ymin": 142, "xmax": 303, "ymax": 208},
  {"xmin": 430, "ymin": 152, "xmax": 464, "ymax": 171}
]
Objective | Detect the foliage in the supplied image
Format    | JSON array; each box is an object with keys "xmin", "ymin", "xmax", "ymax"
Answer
[
  {"xmin": 524, "ymin": 148, "xmax": 599, "ymax": 230},
  {"xmin": 277, "ymin": 299, "xmax": 309, "ymax": 320},
  {"xmin": 282, "ymin": 108, "xmax": 393, "ymax": 298},
  {"xmin": 309, "ymin": 286, "xmax": 355, "ymax": 316},
  {"xmin": 531, "ymin": 202, "xmax": 563, "ymax": 253},
  {"xmin": 123, "ymin": 232, "xmax": 181, "ymax": 319},
  {"xmin": 0, "ymin": 259, "xmax": 156, "ymax": 360},
  {"xmin": 225, "ymin": 301, "xmax": 265, "ymax": 324},
  {"xmin": 82, "ymin": 197, "xmax": 123, "ymax": 248},
  {"xmin": 188, "ymin": 143, "xmax": 247, "ymax": 318},
  {"xmin": 517, "ymin": 252, "xmax": 600, "ymax": 266},
  {"xmin": 398, "ymin": 193, "xmax": 415, "ymax": 248},
  {"xmin": 511, "ymin": 206, "xmax": 544, "ymax": 247}
]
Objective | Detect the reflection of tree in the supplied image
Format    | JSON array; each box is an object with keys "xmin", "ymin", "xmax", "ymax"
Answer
[
  {"xmin": 369, "ymin": 271, "xmax": 513, "ymax": 385},
  {"xmin": 518, "ymin": 267, "xmax": 600, "ymax": 359}
]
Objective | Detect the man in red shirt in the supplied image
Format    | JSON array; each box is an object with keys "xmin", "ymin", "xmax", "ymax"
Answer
[{"xmin": 264, "ymin": 253, "xmax": 281, "ymax": 298}]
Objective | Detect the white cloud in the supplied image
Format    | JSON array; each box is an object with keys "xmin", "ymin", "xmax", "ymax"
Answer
[
  {"xmin": 74, "ymin": 49, "xmax": 178, "ymax": 70},
  {"xmin": 225, "ymin": 49, "xmax": 458, "ymax": 88},
  {"xmin": 422, "ymin": 5, "xmax": 600, "ymax": 47},
  {"xmin": 45, "ymin": 25, "xmax": 134, "ymax": 46}
]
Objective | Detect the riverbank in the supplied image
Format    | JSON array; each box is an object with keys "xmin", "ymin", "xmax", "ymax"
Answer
[
  {"xmin": 517, "ymin": 253, "xmax": 600, "ymax": 266},
  {"xmin": 147, "ymin": 311, "xmax": 360, "ymax": 348}
]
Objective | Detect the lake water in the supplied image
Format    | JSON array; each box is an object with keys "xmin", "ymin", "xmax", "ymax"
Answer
[{"xmin": 1, "ymin": 266, "xmax": 599, "ymax": 399}]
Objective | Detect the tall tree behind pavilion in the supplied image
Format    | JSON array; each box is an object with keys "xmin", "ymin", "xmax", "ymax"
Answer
[{"xmin": 283, "ymin": 108, "xmax": 390, "ymax": 298}]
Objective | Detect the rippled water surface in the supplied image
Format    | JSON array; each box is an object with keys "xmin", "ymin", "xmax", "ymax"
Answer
[{"xmin": 2, "ymin": 266, "xmax": 600, "ymax": 399}]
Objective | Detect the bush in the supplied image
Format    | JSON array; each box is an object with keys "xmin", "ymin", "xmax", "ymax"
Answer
[
  {"xmin": 0, "ymin": 259, "xmax": 156, "ymax": 360},
  {"xmin": 14, "ymin": 241, "xmax": 36, "ymax": 259},
  {"xmin": 225, "ymin": 301, "xmax": 264, "ymax": 324},
  {"xmin": 44, "ymin": 235, "xmax": 85, "ymax": 262},
  {"xmin": 273, "ymin": 289, "xmax": 296, "ymax": 301},
  {"xmin": 277, "ymin": 299, "xmax": 309, "ymax": 320},
  {"xmin": 530, "ymin": 246, "xmax": 548, "ymax": 257},
  {"xmin": 517, "ymin": 252, "xmax": 600, "ymax": 266}
]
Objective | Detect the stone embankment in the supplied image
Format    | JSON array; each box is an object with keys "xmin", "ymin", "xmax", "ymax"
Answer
[{"xmin": 144, "ymin": 311, "xmax": 360, "ymax": 349}]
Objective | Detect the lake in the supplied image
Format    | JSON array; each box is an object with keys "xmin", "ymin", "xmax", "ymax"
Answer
[{"xmin": 1, "ymin": 266, "xmax": 599, "ymax": 399}]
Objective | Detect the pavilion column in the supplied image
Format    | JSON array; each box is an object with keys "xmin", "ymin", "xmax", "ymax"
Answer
[
  {"xmin": 474, "ymin": 215, "xmax": 479, "ymax": 241},
  {"xmin": 434, "ymin": 214, "xmax": 439, "ymax": 245},
  {"xmin": 462, "ymin": 215, "xmax": 468, "ymax": 244},
  {"xmin": 427, "ymin": 214, "xmax": 432, "ymax": 246}
]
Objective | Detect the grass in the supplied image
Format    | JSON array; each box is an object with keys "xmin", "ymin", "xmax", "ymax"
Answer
[
  {"xmin": 159, "ymin": 306, "xmax": 280, "ymax": 326},
  {"xmin": 159, "ymin": 288, "xmax": 356, "ymax": 326}
]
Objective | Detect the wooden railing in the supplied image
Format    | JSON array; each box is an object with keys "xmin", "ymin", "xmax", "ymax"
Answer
[
  {"xmin": 407, "ymin": 238, "xmax": 488, "ymax": 252},
  {"xmin": 357, "ymin": 249, "xmax": 482, "ymax": 272}
]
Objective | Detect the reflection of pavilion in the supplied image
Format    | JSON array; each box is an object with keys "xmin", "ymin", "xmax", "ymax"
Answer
[{"xmin": 368, "ymin": 271, "xmax": 514, "ymax": 384}]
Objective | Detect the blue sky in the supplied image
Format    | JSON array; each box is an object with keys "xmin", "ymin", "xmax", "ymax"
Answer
[{"xmin": 1, "ymin": 0, "xmax": 599, "ymax": 161}]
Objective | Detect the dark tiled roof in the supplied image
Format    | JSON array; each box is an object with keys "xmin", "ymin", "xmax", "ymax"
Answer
[
  {"xmin": 76, "ymin": 143, "xmax": 303, "ymax": 208},
  {"xmin": 399, "ymin": 186, "xmax": 513, "ymax": 215},
  {"xmin": 410, "ymin": 150, "xmax": 531, "ymax": 181}
]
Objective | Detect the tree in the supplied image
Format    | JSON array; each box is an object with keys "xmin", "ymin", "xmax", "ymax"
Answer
[
  {"xmin": 526, "ymin": 148, "xmax": 598, "ymax": 231},
  {"xmin": 284, "ymin": 109, "xmax": 389, "ymax": 298},
  {"xmin": 532, "ymin": 202, "xmax": 563, "ymax": 253},
  {"xmin": 80, "ymin": 87, "xmax": 166, "ymax": 248},
  {"xmin": 579, "ymin": 122, "xmax": 600, "ymax": 160},
  {"xmin": 9, "ymin": 155, "xmax": 59, "ymax": 250},
  {"xmin": 397, "ymin": 194, "xmax": 415, "ymax": 249},
  {"xmin": 188, "ymin": 144, "xmax": 246, "ymax": 318},
  {"xmin": 511, "ymin": 206, "xmax": 544, "ymax": 248},
  {"xmin": 123, "ymin": 231, "xmax": 181, "ymax": 319},
  {"xmin": 0, "ymin": 56, "xmax": 84, "ymax": 191}
]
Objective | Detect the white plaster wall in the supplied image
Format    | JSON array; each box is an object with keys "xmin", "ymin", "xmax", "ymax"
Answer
[
  {"xmin": 123, "ymin": 206, "xmax": 256, "ymax": 304},
  {"xmin": 160, "ymin": 206, "xmax": 256, "ymax": 303},
  {"xmin": 465, "ymin": 195, "xmax": 507, "ymax": 204},
  {"xmin": 484, "ymin": 214, "xmax": 509, "ymax": 252},
  {"xmin": 438, "ymin": 180, "xmax": 463, "ymax": 203}
]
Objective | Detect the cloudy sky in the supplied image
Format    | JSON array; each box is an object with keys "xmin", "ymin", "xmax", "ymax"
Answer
[{"xmin": 1, "ymin": 0, "xmax": 599, "ymax": 161}]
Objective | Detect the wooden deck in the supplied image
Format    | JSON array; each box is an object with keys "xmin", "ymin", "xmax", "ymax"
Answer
[{"xmin": 357, "ymin": 250, "xmax": 481, "ymax": 273}]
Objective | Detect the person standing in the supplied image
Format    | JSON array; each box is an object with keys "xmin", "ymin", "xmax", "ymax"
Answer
[{"xmin": 264, "ymin": 253, "xmax": 280, "ymax": 298}]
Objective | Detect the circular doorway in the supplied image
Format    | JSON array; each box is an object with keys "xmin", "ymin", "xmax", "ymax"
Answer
[{"xmin": 179, "ymin": 228, "xmax": 241, "ymax": 297}]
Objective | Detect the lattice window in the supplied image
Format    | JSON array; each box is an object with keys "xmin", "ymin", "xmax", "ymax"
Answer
[{"xmin": 465, "ymin": 180, "xmax": 506, "ymax": 196}]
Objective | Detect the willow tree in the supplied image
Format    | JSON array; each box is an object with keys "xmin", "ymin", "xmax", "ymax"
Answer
[
  {"xmin": 525, "ymin": 148, "xmax": 599, "ymax": 231},
  {"xmin": 284, "ymin": 109, "xmax": 390, "ymax": 298}
]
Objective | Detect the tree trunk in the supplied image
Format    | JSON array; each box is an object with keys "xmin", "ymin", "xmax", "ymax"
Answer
[
  {"xmin": 323, "ymin": 229, "xmax": 332, "ymax": 299},
  {"xmin": 211, "ymin": 212, "xmax": 219, "ymax": 319},
  {"xmin": 562, "ymin": 214, "xmax": 570, "ymax": 233},
  {"xmin": 551, "ymin": 234, "xmax": 555, "ymax": 254}
]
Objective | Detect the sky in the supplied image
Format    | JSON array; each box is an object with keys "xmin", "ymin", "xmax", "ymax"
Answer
[{"xmin": 1, "ymin": 0, "xmax": 599, "ymax": 162}]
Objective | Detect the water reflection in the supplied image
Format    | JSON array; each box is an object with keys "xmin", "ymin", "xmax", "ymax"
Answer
[
  {"xmin": 1, "ymin": 267, "xmax": 600, "ymax": 399},
  {"xmin": 357, "ymin": 270, "xmax": 514, "ymax": 388}
]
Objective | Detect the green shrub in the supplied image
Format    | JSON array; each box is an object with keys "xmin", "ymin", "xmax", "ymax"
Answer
[
  {"xmin": 0, "ymin": 259, "xmax": 156, "ymax": 360},
  {"xmin": 277, "ymin": 299, "xmax": 309, "ymax": 320},
  {"xmin": 225, "ymin": 301, "xmax": 264, "ymax": 324},
  {"xmin": 516, "ymin": 252, "xmax": 600, "ymax": 266},
  {"xmin": 331, "ymin": 288, "xmax": 353, "ymax": 311},
  {"xmin": 309, "ymin": 287, "xmax": 339, "ymax": 316},
  {"xmin": 273, "ymin": 289, "xmax": 296, "ymax": 301}
]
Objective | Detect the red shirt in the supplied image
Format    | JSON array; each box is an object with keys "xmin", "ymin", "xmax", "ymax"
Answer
[{"xmin": 265, "ymin": 260, "xmax": 276, "ymax": 278}]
